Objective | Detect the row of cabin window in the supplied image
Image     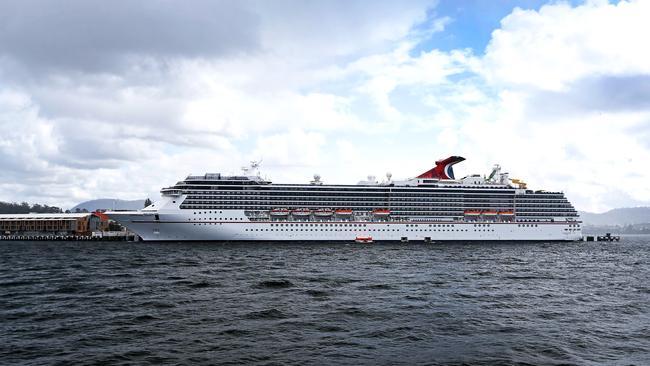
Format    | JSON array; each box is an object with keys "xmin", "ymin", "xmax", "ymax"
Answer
[
  {"xmin": 189, "ymin": 217, "xmax": 244, "ymax": 221},
  {"xmin": 270, "ymin": 223, "xmax": 461, "ymax": 228},
  {"xmin": 185, "ymin": 196, "xmax": 523, "ymax": 201},
  {"xmin": 181, "ymin": 200, "xmax": 575, "ymax": 215},
  {"xmin": 183, "ymin": 205, "xmax": 576, "ymax": 214},
  {"xmin": 185, "ymin": 205, "xmax": 574, "ymax": 212},
  {"xmin": 243, "ymin": 228, "xmax": 478, "ymax": 232},
  {"xmin": 181, "ymin": 206, "xmax": 577, "ymax": 217},
  {"xmin": 187, "ymin": 190, "xmax": 515, "ymax": 194},
  {"xmin": 185, "ymin": 194, "xmax": 567, "ymax": 201},
  {"xmin": 182, "ymin": 200, "xmax": 540, "ymax": 207}
]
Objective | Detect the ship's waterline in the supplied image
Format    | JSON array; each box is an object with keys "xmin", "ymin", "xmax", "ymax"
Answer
[{"xmin": 107, "ymin": 157, "xmax": 582, "ymax": 242}]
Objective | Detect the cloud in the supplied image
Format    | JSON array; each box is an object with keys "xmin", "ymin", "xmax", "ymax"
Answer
[
  {"xmin": 322, "ymin": 0, "xmax": 650, "ymax": 212},
  {"xmin": 255, "ymin": 0, "xmax": 433, "ymax": 58},
  {"xmin": 520, "ymin": 75, "xmax": 650, "ymax": 119},
  {"xmin": 1, "ymin": 0, "xmax": 650, "ymax": 214},
  {"xmin": 0, "ymin": 0, "xmax": 435, "ymax": 77},
  {"xmin": 483, "ymin": 0, "xmax": 650, "ymax": 90},
  {"xmin": 0, "ymin": 1, "xmax": 439, "ymax": 208},
  {"xmin": 474, "ymin": 0, "xmax": 650, "ymax": 211},
  {"xmin": 0, "ymin": 0, "xmax": 261, "ymax": 73}
]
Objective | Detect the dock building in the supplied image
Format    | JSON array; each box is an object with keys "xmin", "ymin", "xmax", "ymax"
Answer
[{"xmin": 0, "ymin": 213, "xmax": 102, "ymax": 236}]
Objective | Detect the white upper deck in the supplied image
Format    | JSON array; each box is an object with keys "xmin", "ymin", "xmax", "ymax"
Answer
[{"xmin": 162, "ymin": 157, "xmax": 532, "ymax": 195}]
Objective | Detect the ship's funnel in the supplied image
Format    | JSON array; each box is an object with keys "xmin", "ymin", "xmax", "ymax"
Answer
[{"xmin": 417, "ymin": 156, "xmax": 466, "ymax": 180}]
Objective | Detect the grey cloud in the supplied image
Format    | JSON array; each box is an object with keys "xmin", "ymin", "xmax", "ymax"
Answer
[
  {"xmin": 0, "ymin": 0, "xmax": 261, "ymax": 73},
  {"xmin": 0, "ymin": 0, "xmax": 437, "ymax": 207},
  {"xmin": 41, "ymin": 98, "xmax": 234, "ymax": 149},
  {"xmin": 30, "ymin": 82, "xmax": 183, "ymax": 128},
  {"xmin": 0, "ymin": 0, "xmax": 436, "ymax": 76},
  {"xmin": 253, "ymin": 0, "xmax": 433, "ymax": 57},
  {"xmin": 524, "ymin": 75, "xmax": 650, "ymax": 119}
]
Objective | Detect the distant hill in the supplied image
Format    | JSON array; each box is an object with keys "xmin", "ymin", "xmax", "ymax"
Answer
[
  {"xmin": 70, "ymin": 199, "xmax": 146, "ymax": 212},
  {"xmin": 579, "ymin": 207, "xmax": 650, "ymax": 226},
  {"xmin": 582, "ymin": 223, "xmax": 650, "ymax": 235}
]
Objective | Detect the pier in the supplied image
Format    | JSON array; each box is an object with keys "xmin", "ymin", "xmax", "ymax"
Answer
[
  {"xmin": 0, "ymin": 212, "xmax": 140, "ymax": 241},
  {"xmin": 0, "ymin": 232, "xmax": 139, "ymax": 241},
  {"xmin": 582, "ymin": 233, "xmax": 620, "ymax": 242}
]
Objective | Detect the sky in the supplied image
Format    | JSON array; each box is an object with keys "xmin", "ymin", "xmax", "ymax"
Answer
[{"xmin": 1, "ymin": 0, "xmax": 649, "ymax": 212}]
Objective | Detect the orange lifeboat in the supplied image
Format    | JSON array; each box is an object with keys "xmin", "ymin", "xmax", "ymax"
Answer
[
  {"xmin": 498, "ymin": 211, "xmax": 515, "ymax": 216},
  {"xmin": 372, "ymin": 209, "xmax": 390, "ymax": 217},
  {"xmin": 482, "ymin": 210, "xmax": 498, "ymax": 216},
  {"xmin": 335, "ymin": 209, "xmax": 353, "ymax": 216},
  {"xmin": 355, "ymin": 236, "xmax": 373, "ymax": 244},
  {"xmin": 270, "ymin": 208, "xmax": 290, "ymax": 216},
  {"xmin": 314, "ymin": 208, "xmax": 333, "ymax": 217},
  {"xmin": 464, "ymin": 210, "xmax": 481, "ymax": 216},
  {"xmin": 292, "ymin": 208, "xmax": 311, "ymax": 217}
]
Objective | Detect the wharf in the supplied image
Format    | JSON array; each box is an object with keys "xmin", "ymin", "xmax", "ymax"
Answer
[
  {"xmin": 582, "ymin": 233, "xmax": 620, "ymax": 242},
  {"xmin": 0, "ymin": 233, "xmax": 139, "ymax": 241}
]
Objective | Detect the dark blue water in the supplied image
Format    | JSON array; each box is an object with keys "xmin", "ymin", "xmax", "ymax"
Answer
[{"xmin": 1, "ymin": 238, "xmax": 649, "ymax": 365}]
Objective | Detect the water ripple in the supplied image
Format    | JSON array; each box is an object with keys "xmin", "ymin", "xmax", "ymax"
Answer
[{"xmin": 1, "ymin": 238, "xmax": 649, "ymax": 365}]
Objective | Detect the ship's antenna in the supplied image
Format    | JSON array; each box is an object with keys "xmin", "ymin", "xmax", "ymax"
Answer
[
  {"xmin": 252, "ymin": 158, "xmax": 262, "ymax": 176},
  {"xmin": 243, "ymin": 158, "xmax": 263, "ymax": 177}
]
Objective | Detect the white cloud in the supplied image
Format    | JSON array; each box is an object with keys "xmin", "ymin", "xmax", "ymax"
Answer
[
  {"xmin": 312, "ymin": 0, "xmax": 650, "ymax": 212},
  {"xmin": 1, "ymin": 0, "xmax": 650, "ymax": 213},
  {"xmin": 475, "ymin": 0, "xmax": 650, "ymax": 211},
  {"xmin": 0, "ymin": 1, "xmax": 439, "ymax": 208},
  {"xmin": 484, "ymin": 0, "xmax": 650, "ymax": 90}
]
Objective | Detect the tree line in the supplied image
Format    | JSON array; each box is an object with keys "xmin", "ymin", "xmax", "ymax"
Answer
[
  {"xmin": 584, "ymin": 223, "xmax": 650, "ymax": 235},
  {"xmin": 0, "ymin": 201, "xmax": 64, "ymax": 214}
]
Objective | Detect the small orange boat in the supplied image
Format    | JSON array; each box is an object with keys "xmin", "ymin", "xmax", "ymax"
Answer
[
  {"xmin": 355, "ymin": 236, "xmax": 373, "ymax": 244},
  {"xmin": 372, "ymin": 209, "xmax": 390, "ymax": 216},
  {"xmin": 464, "ymin": 210, "xmax": 481, "ymax": 216},
  {"xmin": 292, "ymin": 208, "xmax": 311, "ymax": 217},
  {"xmin": 270, "ymin": 208, "xmax": 290, "ymax": 216}
]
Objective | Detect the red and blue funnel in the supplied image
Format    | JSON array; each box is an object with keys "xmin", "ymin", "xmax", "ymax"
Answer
[{"xmin": 417, "ymin": 156, "xmax": 465, "ymax": 180}]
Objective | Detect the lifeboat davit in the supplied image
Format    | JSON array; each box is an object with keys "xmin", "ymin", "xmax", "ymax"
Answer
[
  {"xmin": 314, "ymin": 209, "xmax": 333, "ymax": 217},
  {"xmin": 355, "ymin": 236, "xmax": 373, "ymax": 244},
  {"xmin": 270, "ymin": 208, "xmax": 290, "ymax": 216},
  {"xmin": 335, "ymin": 209, "xmax": 353, "ymax": 216},
  {"xmin": 292, "ymin": 208, "xmax": 311, "ymax": 217},
  {"xmin": 372, "ymin": 209, "xmax": 390, "ymax": 217}
]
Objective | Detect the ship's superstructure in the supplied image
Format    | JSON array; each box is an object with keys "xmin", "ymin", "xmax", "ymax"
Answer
[{"xmin": 107, "ymin": 157, "xmax": 582, "ymax": 242}]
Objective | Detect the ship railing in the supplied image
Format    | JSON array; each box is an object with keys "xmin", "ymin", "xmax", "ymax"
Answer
[{"xmin": 161, "ymin": 189, "xmax": 183, "ymax": 197}]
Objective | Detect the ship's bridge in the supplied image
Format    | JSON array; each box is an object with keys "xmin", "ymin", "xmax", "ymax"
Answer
[
  {"xmin": 184, "ymin": 173, "xmax": 268, "ymax": 183},
  {"xmin": 160, "ymin": 188, "xmax": 182, "ymax": 197},
  {"xmin": 181, "ymin": 161, "xmax": 269, "ymax": 184}
]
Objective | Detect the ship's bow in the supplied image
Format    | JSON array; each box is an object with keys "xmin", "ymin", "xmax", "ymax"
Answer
[{"xmin": 105, "ymin": 211, "xmax": 155, "ymax": 240}]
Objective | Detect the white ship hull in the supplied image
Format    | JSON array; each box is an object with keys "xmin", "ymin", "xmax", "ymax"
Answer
[{"xmin": 108, "ymin": 209, "xmax": 582, "ymax": 242}]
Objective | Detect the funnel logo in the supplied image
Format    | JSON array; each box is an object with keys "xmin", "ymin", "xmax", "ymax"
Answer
[{"xmin": 417, "ymin": 156, "xmax": 466, "ymax": 180}]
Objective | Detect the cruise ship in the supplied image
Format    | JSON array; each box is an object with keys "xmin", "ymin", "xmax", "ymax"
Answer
[{"xmin": 106, "ymin": 157, "xmax": 582, "ymax": 242}]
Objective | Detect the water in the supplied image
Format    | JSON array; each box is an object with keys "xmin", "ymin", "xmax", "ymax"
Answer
[{"xmin": 1, "ymin": 238, "xmax": 649, "ymax": 365}]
